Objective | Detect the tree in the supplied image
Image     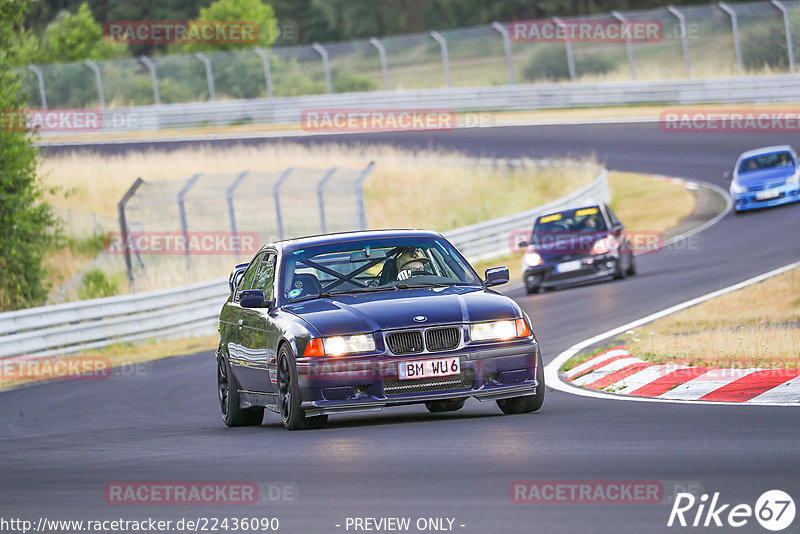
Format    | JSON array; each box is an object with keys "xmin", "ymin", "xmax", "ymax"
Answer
[
  {"xmin": 179, "ymin": 0, "xmax": 279, "ymax": 53},
  {"xmin": 0, "ymin": 0, "xmax": 58, "ymax": 310},
  {"xmin": 40, "ymin": 2, "xmax": 126, "ymax": 63}
]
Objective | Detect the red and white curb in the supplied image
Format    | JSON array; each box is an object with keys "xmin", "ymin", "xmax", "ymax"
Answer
[
  {"xmin": 545, "ymin": 259, "xmax": 800, "ymax": 407},
  {"xmin": 564, "ymin": 346, "xmax": 800, "ymax": 403}
]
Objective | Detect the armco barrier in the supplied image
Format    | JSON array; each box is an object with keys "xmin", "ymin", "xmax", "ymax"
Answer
[
  {"xmin": 0, "ymin": 161, "xmax": 607, "ymax": 360},
  {"xmin": 40, "ymin": 75, "xmax": 800, "ymax": 136}
]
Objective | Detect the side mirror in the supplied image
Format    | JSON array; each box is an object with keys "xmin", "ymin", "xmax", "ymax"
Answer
[
  {"xmin": 723, "ymin": 170, "xmax": 732, "ymax": 180},
  {"xmin": 228, "ymin": 262, "xmax": 249, "ymax": 295},
  {"xmin": 240, "ymin": 289, "xmax": 270, "ymax": 308},
  {"xmin": 484, "ymin": 266, "xmax": 509, "ymax": 287},
  {"xmin": 517, "ymin": 240, "xmax": 528, "ymax": 248}
]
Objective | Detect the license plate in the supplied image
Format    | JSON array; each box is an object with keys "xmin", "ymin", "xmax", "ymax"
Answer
[
  {"xmin": 398, "ymin": 357, "xmax": 460, "ymax": 380},
  {"xmin": 756, "ymin": 189, "xmax": 780, "ymax": 200},
  {"xmin": 556, "ymin": 260, "xmax": 582, "ymax": 273}
]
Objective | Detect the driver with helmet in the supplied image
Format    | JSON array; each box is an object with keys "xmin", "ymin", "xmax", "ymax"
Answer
[{"xmin": 395, "ymin": 248, "xmax": 432, "ymax": 280}]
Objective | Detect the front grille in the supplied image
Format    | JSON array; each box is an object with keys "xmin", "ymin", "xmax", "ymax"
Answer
[
  {"xmin": 386, "ymin": 330, "xmax": 424, "ymax": 355},
  {"xmin": 383, "ymin": 369, "xmax": 474, "ymax": 396},
  {"xmin": 425, "ymin": 327, "xmax": 460, "ymax": 351},
  {"xmin": 748, "ymin": 181, "xmax": 784, "ymax": 192}
]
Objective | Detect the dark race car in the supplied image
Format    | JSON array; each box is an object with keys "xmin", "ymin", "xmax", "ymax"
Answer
[
  {"xmin": 217, "ymin": 230, "xmax": 544, "ymax": 430},
  {"xmin": 520, "ymin": 203, "xmax": 635, "ymax": 294}
]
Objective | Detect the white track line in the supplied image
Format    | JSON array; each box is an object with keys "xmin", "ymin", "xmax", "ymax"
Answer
[{"xmin": 545, "ymin": 259, "xmax": 800, "ymax": 407}]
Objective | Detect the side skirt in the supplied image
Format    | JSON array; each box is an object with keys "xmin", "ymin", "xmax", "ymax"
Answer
[{"xmin": 239, "ymin": 390, "xmax": 279, "ymax": 413}]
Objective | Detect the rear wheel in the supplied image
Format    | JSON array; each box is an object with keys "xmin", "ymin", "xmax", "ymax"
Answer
[
  {"xmin": 217, "ymin": 351, "xmax": 264, "ymax": 427},
  {"xmin": 496, "ymin": 352, "xmax": 545, "ymax": 414},
  {"xmin": 277, "ymin": 344, "xmax": 327, "ymax": 430},
  {"xmin": 425, "ymin": 398, "xmax": 466, "ymax": 413}
]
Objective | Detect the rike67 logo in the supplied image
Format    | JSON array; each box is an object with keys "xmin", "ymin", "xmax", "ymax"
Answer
[{"xmin": 668, "ymin": 490, "xmax": 795, "ymax": 531}]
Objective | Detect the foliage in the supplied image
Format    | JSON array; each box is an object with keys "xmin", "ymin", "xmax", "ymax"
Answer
[
  {"xmin": 39, "ymin": 2, "xmax": 127, "ymax": 63},
  {"xmin": 0, "ymin": 0, "xmax": 58, "ymax": 311},
  {"xmin": 522, "ymin": 44, "xmax": 615, "ymax": 81},
  {"xmin": 77, "ymin": 268, "xmax": 120, "ymax": 300},
  {"xmin": 333, "ymin": 69, "xmax": 379, "ymax": 93},
  {"xmin": 178, "ymin": 0, "xmax": 279, "ymax": 53},
  {"xmin": 740, "ymin": 14, "xmax": 800, "ymax": 71}
]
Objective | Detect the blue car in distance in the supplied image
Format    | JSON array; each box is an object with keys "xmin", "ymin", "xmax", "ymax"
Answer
[
  {"xmin": 217, "ymin": 230, "xmax": 544, "ymax": 430},
  {"xmin": 728, "ymin": 145, "xmax": 800, "ymax": 213}
]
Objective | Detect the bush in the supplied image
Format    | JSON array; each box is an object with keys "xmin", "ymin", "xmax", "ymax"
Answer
[
  {"xmin": 333, "ymin": 69, "xmax": 378, "ymax": 93},
  {"xmin": 741, "ymin": 17, "xmax": 800, "ymax": 71},
  {"xmin": 522, "ymin": 44, "xmax": 615, "ymax": 81},
  {"xmin": 78, "ymin": 268, "xmax": 119, "ymax": 300}
]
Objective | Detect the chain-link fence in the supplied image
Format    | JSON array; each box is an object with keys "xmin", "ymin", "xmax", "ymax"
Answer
[
  {"xmin": 116, "ymin": 164, "xmax": 375, "ymax": 287},
  {"xmin": 17, "ymin": 1, "xmax": 800, "ymax": 109}
]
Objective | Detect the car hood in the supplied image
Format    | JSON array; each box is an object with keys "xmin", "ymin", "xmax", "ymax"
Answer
[
  {"xmin": 283, "ymin": 286, "xmax": 520, "ymax": 336},
  {"xmin": 735, "ymin": 166, "xmax": 795, "ymax": 187}
]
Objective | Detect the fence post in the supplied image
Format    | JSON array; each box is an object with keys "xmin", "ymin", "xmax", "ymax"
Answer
[
  {"xmin": 253, "ymin": 47, "xmax": 274, "ymax": 97},
  {"xmin": 84, "ymin": 60, "xmax": 105, "ymax": 108},
  {"xmin": 719, "ymin": 3, "xmax": 743, "ymax": 75},
  {"xmin": 771, "ymin": 0, "xmax": 795, "ymax": 74},
  {"xmin": 491, "ymin": 22, "xmax": 515, "ymax": 85},
  {"xmin": 316, "ymin": 167, "xmax": 338, "ymax": 234},
  {"xmin": 118, "ymin": 177, "xmax": 145, "ymax": 290},
  {"xmin": 612, "ymin": 11, "xmax": 637, "ymax": 80},
  {"xmin": 178, "ymin": 173, "xmax": 202, "ymax": 271},
  {"xmin": 430, "ymin": 31, "xmax": 452, "ymax": 87},
  {"xmin": 138, "ymin": 56, "xmax": 161, "ymax": 105},
  {"xmin": 552, "ymin": 18, "xmax": 576, "ymax": 81},
  {"xmin": 27, "ymin": 65, "xmax": 47, "ymax": 109},
  {"xmin": 311, "ymin": 43, "xmax": 333, "ymax": 94},
  {"xmin": 195, "ymin": 52, "xmax": 216, "ymax": 100},
  {"xmin": 354, "ymin": 162, "xmax": 376, "ymax": 230},
  {"xmin": 273, "ymin": 167, "xmax": 295, "ymax": 240},
  {"xmin": 369, "ymin": 37, "xmax": 390, "ymax": 90},
  {"xmin": 227, "ymin": 171, "xmax": 249, "ymax": 259},
  {"xmin": 668, "ymin": 6, "xmax": 692, "ymax": 77}
]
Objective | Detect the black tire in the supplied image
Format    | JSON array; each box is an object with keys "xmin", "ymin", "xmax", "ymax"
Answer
[
  {"xmin": 626, "ymin": 252, "xmax": 636, "ymax": 276},
  {"xmin": 496, "ymin": 352, "xmax": 545, "ymax": 415},
  {"xmin": 425, "ymin": 398, "xmax": 466, "ymax": 413},
  {"xmin": 277, "ymin": 344, "xmax": 327, "ymax": 430},
  {"xmin": 524, "ymin": 284, "xmax": 539, "ymax": 295},
  {"xmin": 612, "ymin": 256, "xmax": 627, "ymax": 280},
  {"xmin": 217, "ymin": 351, "xmax": 264, "ymax": 427},
  {"xmin": 734, "ymin": 208, "xmax": 743, "ymax": 216}
]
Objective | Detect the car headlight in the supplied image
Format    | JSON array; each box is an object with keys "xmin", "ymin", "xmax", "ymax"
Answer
[
  {"xmin": 304, "ymin": 334, "xmax": 376, "ymax": 357},
  {"xmin": 591, "ymin": 236, "xmax": 618, "ymax": 255},
  {"xmin": 470, "ymin": 318, "xmax": 531, "ymax": 342},
  {"xmin": 730, "ymin": 181, "xmax": 746, "ymax": 194},
  {"xmin": 523, "ymin": 251, "xmax": 542, "ymax": 267}
]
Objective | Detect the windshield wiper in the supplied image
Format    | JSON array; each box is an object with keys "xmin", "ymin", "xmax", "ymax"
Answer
[
  {"xmin": 287, "ymin": 286, "xmax": 397, "ymax": 303},
  {"xmin": 395, "ymin": 281, "xmax": 471, "ymax": 289}
]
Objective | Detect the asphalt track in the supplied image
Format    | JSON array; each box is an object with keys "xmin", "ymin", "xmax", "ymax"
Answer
[{"xmin": 4, "ymin": 123, "xmax": 800, "ymax": 533}]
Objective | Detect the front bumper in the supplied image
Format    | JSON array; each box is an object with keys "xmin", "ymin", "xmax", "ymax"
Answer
[
  {"xmin": 296, "ymin": 342, "xmax": 540, "ymax": 417},
  {"xmin": 732, "ymin": 183, "xmax": 800, "ymax": 211},
  {"xmin": 524, "ymin": 254, "xmax": 618, "ymax": 289}
]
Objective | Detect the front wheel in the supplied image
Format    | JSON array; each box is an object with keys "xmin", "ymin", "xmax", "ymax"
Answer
[
  {"xmin": 277, "ymin": 344, "xmax": 327, "ymax": 430},
  {"xmin": 217, "ymin": 352, "xmax": 264, "ymax": 427},
  {"xmin": 496, "ymin": 352, "xmax": 545, "ymax": 414},
  {"xmin": 626, "ymin": 252, "xmax": 636, "ymax": 276}
]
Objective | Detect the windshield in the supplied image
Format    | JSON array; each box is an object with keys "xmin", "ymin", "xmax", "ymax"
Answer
[
  {"xmin": 738, "ymin": 151, "xmax": 795, "ymax": 174},
  {"xmin": 280, "ymin": 236, "xmax": 481, "ymax": 303},
  {"xmin": 531, "ymin": 206, "xmax": 607, "ymax": 239}
]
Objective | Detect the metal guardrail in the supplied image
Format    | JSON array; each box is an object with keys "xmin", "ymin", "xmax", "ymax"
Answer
[
  {"xmin": 43, "ymin": 74, "xmax": 800, "ymax": 136},
  {"xmin": 0, "ymin": 162, "xmax": 607, "ymax": 360}
]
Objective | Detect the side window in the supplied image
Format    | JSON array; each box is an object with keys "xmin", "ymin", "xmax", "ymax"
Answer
[
  {"xmin": 605, "ymin": 205, "xmax": 621, "ymax": 227},
  {"xmin": 252, "ymin": 253, "xmax": 276, "ymax": 300},
  {"xmin": 236, "ymin": 252, "xmax": 266, "ymax": 301}
]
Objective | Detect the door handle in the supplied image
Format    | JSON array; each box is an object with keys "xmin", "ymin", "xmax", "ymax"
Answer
[{"xmin": 238, "ymin": 319, "xmax": 243, "ymax": 329}]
